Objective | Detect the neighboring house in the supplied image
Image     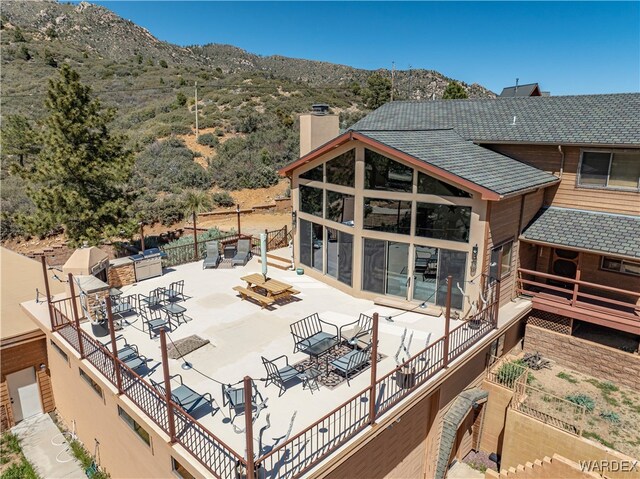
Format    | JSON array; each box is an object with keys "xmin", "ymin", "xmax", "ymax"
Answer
[
  {"xmin": 0, "ymin": 248, "xmax": 64, "ymax": 429},
  {"xmin": 499, "ymin": 82, "xmax": 548, "ymax": 97}
]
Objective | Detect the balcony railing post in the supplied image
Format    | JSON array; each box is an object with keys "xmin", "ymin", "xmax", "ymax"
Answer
[
  {"xmin": 243, "ymin": 376, "xmax": 255, "ymax": 479},
  {"xmin": 443, "ymin": 275, "xmax": 452, "ymax": 368},
  {"xmin": 68, "ymin": 273, "xmax": 85, "ymax": 359},
  {"xmin": 40, "ymin": 255, "xmax": 55, "ymax": 331},
  {"xmin": 571, "ymin": 270, "xmax": 581, "ymax": 307},
  {"xmin": 160, "ymin": 328, "xmax": 177, "ymax": 443},
  {"xmin": 369, "ymin": 312, "xmax": 379, "ymax": 426},
  {"xmin": 106, "ymin": 296, "xmax": 123, "ymax": 395}
]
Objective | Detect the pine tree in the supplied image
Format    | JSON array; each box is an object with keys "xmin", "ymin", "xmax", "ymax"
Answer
[
  {"xmin": 182, "ymin": 189, "xmax": 212, "ymax": 258},
  {"xmin": 442, "ymin": 81, "xmax": 468, "ymax": 99},
  {"xmin": 18, "ymin": 65, "xmax": 134, "ymax": 245},
  {"xmin": 362, "ymin": 73, "xmax": 391, "ymax": 109},
  {"xmin": 1, "ymin": 115, "xmax": 39, "ymax": 168}
]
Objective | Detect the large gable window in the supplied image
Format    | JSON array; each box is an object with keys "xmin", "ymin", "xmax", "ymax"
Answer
[
  {"xmin": 364, "ymin": 149, "xmax": 413, "ymax": 192},
  {"xmin": 416, "ymin": 203, "xmax": 471, "ymax": 242},
  {"xmin": 300, "ymin": 164, "xmax": 323, "ymax": 181},
  {"xmin": 417, "ymin": 172, "xmax": 471, "ymax": 198},
  {"xmin": 299, "ymin": 185, "xmax": 323, "ymax": 217},
  {"xmin": 363, "ymin": 198, "xmax": 411, "ymax": 235},
  {"xmin": 326, "ymin": 149, "xmax": 355, "ymax": 187},
  {"xmin": 578, "ymin": 151, "xmax": 640, "ymax": 190},
  {"xmin": 326, "ymin": 191, "xmax": 355, "ymax": 226}
]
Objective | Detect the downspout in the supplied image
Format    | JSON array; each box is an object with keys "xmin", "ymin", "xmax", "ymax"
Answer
[{"xmin": 557, "ymin": 145, "xmax": 564, "ymax": 179}]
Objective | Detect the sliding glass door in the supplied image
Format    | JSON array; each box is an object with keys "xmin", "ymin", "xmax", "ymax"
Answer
[
  {"xmin": 413, "ymin": 246, "xmax": 438, "ymax": 303},
  {"xmin": 327, "ymin": 227, "xmax": 354, "ymax": 286},
  {"xmin": 362, "ymin": 238, "xmax": 409, "ymax": 298}
]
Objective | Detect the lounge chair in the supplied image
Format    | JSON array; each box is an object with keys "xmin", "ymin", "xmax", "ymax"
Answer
[
  {"xmin": 290, "ymin": 313, "xmax": 339, "ymax": 354},
  {"xmin": 232, "ymin": 239, "xmax": 252, "ymax": 267},
  {"xmin": 140, "ymin": 305, "xmax": 171, "ymax": 339},
  {"xmin": 203, "ymin": 241, "xmax": 221, "ymax": 269},
  {"xmin": 339, "ymin": 313, "xmax": 373, "ymax": 349},
  {"xmin": 152, "ymin": 374, "xmax": 216, "ymax": 417},
  {"xmin": 261, "ymin": 355, "xmax": 301, "ymax": 397},
  {"xmin": 221, "ymin": 380, "xmax": 267, "ymax": 423},
  {"xmin": 101, "ymin": 335, "xmax": 139, "ymax": 361},
  {"xmin": 330, "ymin": 344, "xmax": 372, "ymax": 386}
]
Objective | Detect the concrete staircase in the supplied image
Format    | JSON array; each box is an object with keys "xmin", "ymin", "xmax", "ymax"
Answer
[
  {"xmin": 485, "ymin": 454, "xmax": 604, "ymax": 479},
  {"xmin": 257, "ymin": 252, "xmax": 291, "ymax": 271}
]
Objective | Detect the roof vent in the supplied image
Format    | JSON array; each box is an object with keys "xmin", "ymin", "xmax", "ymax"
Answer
[{"xmin": 311, "ymin": 104, "xmax": 330, "ymax": 116}]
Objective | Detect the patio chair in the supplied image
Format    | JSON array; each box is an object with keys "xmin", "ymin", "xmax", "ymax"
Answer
[
  {"xmin": 138, "ymin": 288, "xmax": 163, "ymax": 310},
  {"xmin": 140, "ymin": 305, "xmax": 171, "ymax": 339},
  {"xmin": 203, "ymin": 241, "xmax": 221, "ymax": 269},
  {"xmin": 338, "ymin": 313, "xmax": 373, "ymax": 349},
  {"xmin": 100, "ymin": 335, "xmax": 139, "ymax": 362},
  {"xmin": 111, "ymin": 294, "xmax": 137, "ymax": 320},
  {"xmin": 290, "ymin": 313, "xmax": 339, "ymax": 354},
  {"xmin": 151, "ymin": 374, "xmax": 216, "ymax": 417},
  {"xmin": 232, "ymin": 239, "xmax": 252, "ymax": 267},
  {"xmin": 221, "ymin": 380, "xmax": 266, "ymax": 423},
  {"xmin": 121, "ymin": 352, "xmax": 150, "ymax": 373},
  {"xmin": 261, "ymin": 355, "xmax": 301, "ymax": 397},
  {"xmin": 330, "ymin": 344, "xmax": 372, "ymax": 386},
  {"xmin": 165, "ymin": 280, "xmax": 185, "ymax": 303}
]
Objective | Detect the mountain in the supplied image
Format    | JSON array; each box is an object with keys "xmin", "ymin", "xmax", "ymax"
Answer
[{"xmin": 0, "ymin": 0, "xmax": 496, "ymax": 241}]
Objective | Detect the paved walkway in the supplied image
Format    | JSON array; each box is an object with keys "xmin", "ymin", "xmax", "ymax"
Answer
[{"xmin": 12, "ymin": 413, "xmax": 85, "ymax": 479}]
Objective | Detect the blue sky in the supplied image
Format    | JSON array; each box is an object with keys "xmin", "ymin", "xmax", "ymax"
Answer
[{"xmin": 93, "ymin": 1, "xmax": 639, "ymax": 95}]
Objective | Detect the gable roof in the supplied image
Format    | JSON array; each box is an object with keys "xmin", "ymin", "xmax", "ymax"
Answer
[
  {"xmin": 499, "ymin": 83, "xmax": 540, "ymax": 97},
  {"xmin": 358, "ymin": 130, "xmax": 558, "ymax": 196},
  {"xmin": 350, "ymin": 94, "xmax": 640, "ymax": 146},
  {"xmin": 520, "ymin": 207, "xmax": 640, "ymax": 259},
  {"xmin": 280, "ymin": 131, "xmax": 558, "ymax": 199}
]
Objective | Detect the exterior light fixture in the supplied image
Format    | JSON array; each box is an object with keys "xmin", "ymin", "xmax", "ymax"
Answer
[
  {"xmin": 291, "ymin": 210, "xmax": 297, "ymax": 230},
  {"xmin": 39, "ymin": 363, "xmax": 47, "ymax": 371},
  {"xmin": 471, "ymin": 244, "xmax": 479, "ymax": 276}
]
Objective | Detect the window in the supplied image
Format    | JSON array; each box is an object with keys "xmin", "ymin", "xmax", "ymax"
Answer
[
  {"xmin": 361, "ymin": 238, "xmax": 409, "ymax": 297},
  {"xmin": 79, "ymin": 368, "xmax": 103, "ymax": 397},
  {"xmin": 50, "ymin": 340, "xmax": 68, "ymax": 362},
  {"xmin": 326, "ymin": 191, "xmax": 355, "ymax": 226},
  {"xmin": 362, "ymin": 238, "xmax": 386, "ymax": 294},
  {"xmin": 363, "ymin": 198, "xmax": 411, "ymax": 235},
  {"xmin": 300, "ymin": 164, "xmax": 323, "ymax": 181},
  {"xmin": 172, "ymin": 457, "xmax": 195, "ymax": 479},
  {"xmin": 601, "ymin": 257, "xmax": 640, "ymax": 276},
  {"xmin": 578, "ymin": 151, "xmax": 640, "ymax": 190},
  {"xmin": 436, "ymin": 250, "xmax": 467, "ymax": 309},
  {"xmin": 326, "ymin": 149, "xmax": 355, "ymax": 187},
  {"xmin": 415, "ymin": 203, "xmax": 471, "ymax": 242},
  {"xmin": 489, "ymin": 241, "xmax": 514, "ymax": 282},
  {"xmin": 364, "ymin": 149, "xmax": 413, "ymax": 192},
  {"xmin": 118, "ymin": 406, "xmax": 151, "ymax": 446},
  {"xmin": 417, "ymin": 172, "xmax": 471, "ymax": 198},
  {"xmin": 299, "ymin": 185, "xmax": 323, "ymax": 217},
  {"xmin": 326, "ymin": 228, "xmax": 353, "ymax": 286},
  {"xmin": 299, "ymin": 219, "xmax": 323, "ymax": 271}
]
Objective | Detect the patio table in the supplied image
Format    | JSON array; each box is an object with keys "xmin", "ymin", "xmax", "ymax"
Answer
[
  {"xmin": 163, "ymin": 302, "xmax": 187, "ymax": 326},
  {"xmin": 240, "ymin": 273, "xmax": 300, "ymax": 302},
  {"xmin": 301, "ymin": 336, "xmax": 338, "ymax": 375}
]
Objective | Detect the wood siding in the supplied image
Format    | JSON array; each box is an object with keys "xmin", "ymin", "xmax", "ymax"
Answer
[
  {"xmin": 0, "ymin": 337, "xmax": 55, "ymax": 429},
  {"xmin": 487, "ymin": 144, "xmax": 640, "ymax": 216},
  {"xmin": 486, "ymin": 189, "xmax": 545, "ymax": 306}
]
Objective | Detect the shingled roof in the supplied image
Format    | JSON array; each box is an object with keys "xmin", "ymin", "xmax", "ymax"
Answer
[
  {"xmin": 350, "ymin": 93, "xmax": 640, "ymax": 146},
  {"xmin": 499, "ymin": 83, "xmax": 541, "ymax": 97},
  {"xmin": 521, "ymin": 207, "xmax": 640, "ymax": 259},
  {"xmin": 359, "ymin": 130, "xmax": 558, "ymax": 196}
]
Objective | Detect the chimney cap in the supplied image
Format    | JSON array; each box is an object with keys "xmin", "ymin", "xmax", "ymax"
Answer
[{"xmin": 311, "ymin": 104, "xmax": 330, "ymax": 115}]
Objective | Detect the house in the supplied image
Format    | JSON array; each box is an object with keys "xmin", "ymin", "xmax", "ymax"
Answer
[
  {"xmin": 0, "ymin": 248, "xmax": 64, "ymax": 429},
  {"xmin": 14, "ymin": 93, "xmax": 639, "ymax": 479},
  {"xmin": 499, "ymin": 82, "xmax": 549, "ymax": 97}
]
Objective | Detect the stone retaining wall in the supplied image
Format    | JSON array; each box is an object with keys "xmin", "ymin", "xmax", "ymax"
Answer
[{"xmin": 524, "ymin": 324, "xmax": 640, "ymax": 391}]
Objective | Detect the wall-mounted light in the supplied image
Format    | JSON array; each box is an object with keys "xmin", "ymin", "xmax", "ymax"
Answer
[
  {"xmin": 471, "ymin": 244, "xmax": 479, "ymax": 276},
  {"xmin": 39, "ymin": 363, "xmax": 47, "ymax": 371},
  {"xmin": 291, "ymin": 210, "xmax": 297, "ymax": 231}
]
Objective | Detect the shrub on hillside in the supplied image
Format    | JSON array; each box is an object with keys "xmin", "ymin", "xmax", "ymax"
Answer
[
  {"xmin": 197, "ymin": 133, "xmax": 218, "ymax": 148},
  {"xmin": 565, "ymin": 394, "xmax": 595, "ymax": 413},
  {"xmin": 211, "ymin": 191, "xmax": 235, "ymax": 207}
]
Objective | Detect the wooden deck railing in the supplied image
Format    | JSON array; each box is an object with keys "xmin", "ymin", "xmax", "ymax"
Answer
[
  {"xmin": 517, "ymin": 268, "xmax": 640, "ymax": 332},
  {"xmin": 50, "ymin": 284, "xmax": 498, "ymax": 479}
]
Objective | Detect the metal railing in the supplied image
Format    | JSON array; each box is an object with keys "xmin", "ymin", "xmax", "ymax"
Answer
[
  {"xmin": 512, "ymin": 379, "xmax": 585, "ymax": 436},
  {"xmin": 50, "ymin": 285, "xmax": 498, "ymax": 479},
  {"xmin": 50, "ymin": 301, "xmax": 246, "ymax": 479},
  {"xmin": 486, "ymin": 355, "xmax": 529, "ymax": 390}
]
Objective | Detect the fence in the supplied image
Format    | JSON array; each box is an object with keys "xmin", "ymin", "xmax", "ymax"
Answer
[
  {"xmin": 50, "ymin": 301, "xmax": 247, "ymax": 479},
  {"xmin": 486, "ymin": 355, "xmax": 529, "ymax": 390},
  {"xmin": 511, "ymin": 379, "xmax": 585, "ymax": 436},
  {"xmin": 50, "ymin": 285, "xmax": 498, "ymax": 479},
  {"xmin": 160, "ymin": 226, "xmax": 290, "ymax": 268}
]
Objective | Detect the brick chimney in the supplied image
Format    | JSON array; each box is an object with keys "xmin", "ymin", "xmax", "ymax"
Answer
[{"xmin": 299, "ymin": 104, "xmax": 339, "ymax": 157}]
